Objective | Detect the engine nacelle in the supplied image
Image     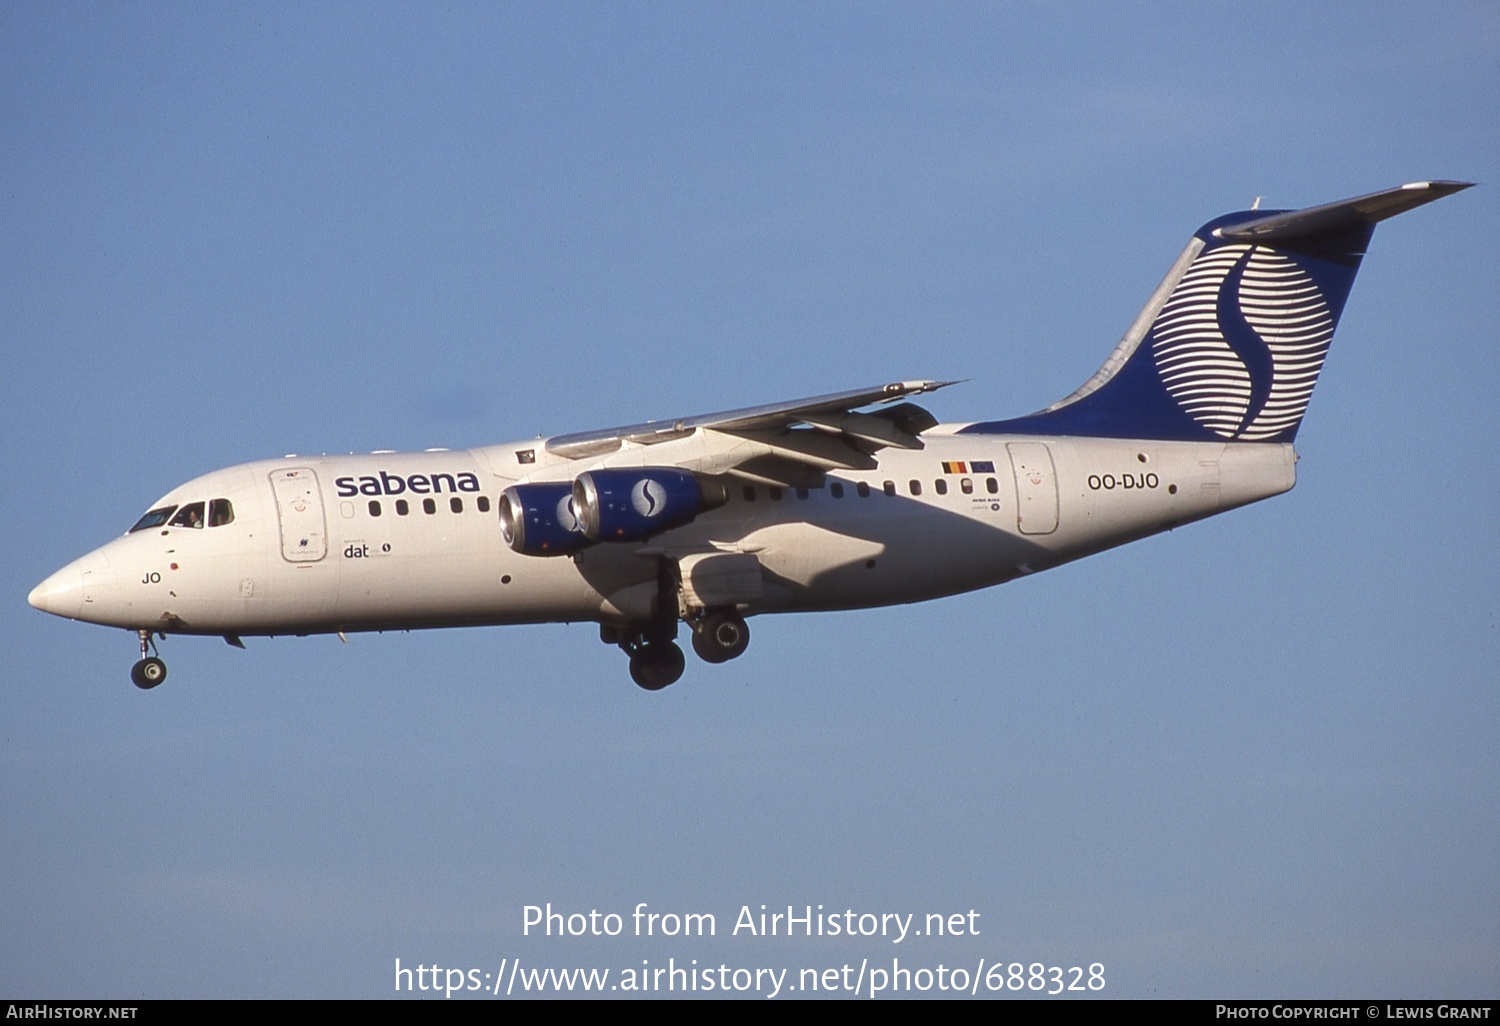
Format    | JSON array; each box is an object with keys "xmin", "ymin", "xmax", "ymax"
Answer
[
  {"xmin": 498, "ymin": 483, "xmax": 591, "ymax": 556},
  {"xmin": 572, "ymin": 468, "xmax": 727, "ymax": 542}
]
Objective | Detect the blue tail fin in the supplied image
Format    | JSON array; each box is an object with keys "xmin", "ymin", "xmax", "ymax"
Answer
[{"xmin": 964, "ymin": 181, "xmax": 1472, "ymax": 443}]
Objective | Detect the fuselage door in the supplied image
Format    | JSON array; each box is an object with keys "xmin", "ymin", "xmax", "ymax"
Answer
[
  {"xmin": 1007, "ymin": 442, "xmax": 1059, "ymax": 535},
  {"xmin": 271, "ymin": 468, "xmax": 329, "ymax": 562}
]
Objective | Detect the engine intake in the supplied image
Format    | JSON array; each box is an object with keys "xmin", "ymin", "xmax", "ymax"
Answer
[{"xmin": 498, "ymin": 483, "xmax": 591, "ymax": 556}]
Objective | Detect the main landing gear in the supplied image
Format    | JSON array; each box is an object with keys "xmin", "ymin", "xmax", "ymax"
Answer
[
  {"xmin": 604, "ymin": 608, "xmax": 752, "ymax": 691},
  {"xmin": 602, "ymin": 615, "xmax": 688, "ymax": 691},
  {"xmin": 625, "ymin": 634, "xmax": 686, "ymax": 691},
  {"xmin": 602, "ymin": 558, "xmax": 754, "ymax": 690},
  {"xmin": 691, "ymin": 610, "xmax": 750, "ymax": 664},
  {"xmin": 130, "ymin": 629, "xmax": 167, "ymax": 689}
]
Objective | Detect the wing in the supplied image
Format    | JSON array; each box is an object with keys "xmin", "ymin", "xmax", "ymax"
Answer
[{"xmin": 544, "ymin": 379, "xmax": 957, "ymax": 486}]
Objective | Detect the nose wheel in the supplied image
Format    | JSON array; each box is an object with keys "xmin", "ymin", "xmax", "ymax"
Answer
[
  {"xmin": 131, "ymin": 630, "xmax": 167, "ymax": 689},
  {"xmin": 131, "ymin": 657, "xmax": 167, "ymax": 689}
]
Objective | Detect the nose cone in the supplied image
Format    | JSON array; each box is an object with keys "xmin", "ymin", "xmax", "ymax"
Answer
[{"xmin": 29, "ymin": 563, "xmax": 86, "ymax": 619}]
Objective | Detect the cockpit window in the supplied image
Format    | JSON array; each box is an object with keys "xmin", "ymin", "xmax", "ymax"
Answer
[
  {"xmin": 168, "ymin": 502, "xmax": 206, "ymax": 529},
  {"xmin": 129, "ymin": 505, "xmax": 177, "ymax": 533},
  {"xmin": 208, "ymin": 498, "xmax": 235, "ymax": 527}
]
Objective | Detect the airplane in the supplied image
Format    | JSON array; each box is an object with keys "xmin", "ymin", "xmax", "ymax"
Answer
[{"xmin": 28, "ymin": 181, "xmax": 1472, "ymax": 691}]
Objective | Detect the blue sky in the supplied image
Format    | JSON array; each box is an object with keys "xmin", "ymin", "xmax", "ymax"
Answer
[{"xmin": 3, "ymin": 2, "xmax": 1496, "ymax": 999}]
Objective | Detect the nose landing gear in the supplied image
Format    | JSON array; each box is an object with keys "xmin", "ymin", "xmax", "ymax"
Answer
[{"xmin": 130, "ymin": 629, "xmax": 167, "ymax": 689}]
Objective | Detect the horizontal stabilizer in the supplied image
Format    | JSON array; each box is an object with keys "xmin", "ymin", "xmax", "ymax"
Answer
[{"xmin": 1218, "ymin": 181, "xmax": 1473, "ymax": 243}]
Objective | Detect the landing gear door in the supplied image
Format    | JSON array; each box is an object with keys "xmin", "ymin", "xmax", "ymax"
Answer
[
  {"xmin": 1007, "ymin": 442, "xmax": 1059, "ymax": 535},
  {"xmin": 271, "ymin": 468, "xmax": 329, "ymax": 562},
  {"xmin": 678, "ymin": 552, "xmax": 763, "ymax": 614}
]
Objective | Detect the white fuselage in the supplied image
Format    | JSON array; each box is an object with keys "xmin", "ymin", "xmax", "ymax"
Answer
[{"xmin": 29, "ymin": 427, "xmax": 1296, "ymax": 639}]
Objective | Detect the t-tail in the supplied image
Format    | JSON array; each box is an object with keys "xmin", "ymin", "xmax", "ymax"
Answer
[{"xmin": 963, "ymin": 181, "xmax": 1472, "ymax": 443}]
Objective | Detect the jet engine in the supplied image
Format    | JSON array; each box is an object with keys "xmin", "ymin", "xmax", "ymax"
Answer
[
  {"xmin": 572, "ymin": 468, "xmax": 727, "ymax": 542},
  {"xmin": 498, "ymin": 483, "xmax": 591, "ymax": 556}
]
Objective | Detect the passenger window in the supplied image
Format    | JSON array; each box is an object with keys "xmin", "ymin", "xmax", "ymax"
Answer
[
  {"xmin": 450, "ymin": 497, "xmax": 463, "ymax": 513},
  {"xmin": 830, "ymin": 482, "xmax": 844, "ymax": 499},
  {"xmin": 742, "ymin": 485, "xmax": 756, "ymax": 502},
  {"xmin": 883, "ymin": 481, "xmax": 895, "ymax": 497},
  {"xmin": 423, "ymin": 498, "xmax": 436, "ymax": 515},
  {"xmin": 396, "ymin": 499, "xmax": 409, "ymax": 516},
  {"xmin": 168, "ymin": 502, "xmax": 206, "ymax": 529},
  {"xmin": 960, "ymin": 478, "xmax": 973, "ymax": 495},
  {"xmin": 909, "ymin": 480, "xmax": 922, "ymax": 496},
  {"xmin": 477, "ymin": 496, "xmax": 491, "ymax": 513},
  {"xmin": 769, "ymin": 487, "xmax": 783, "ymax": 502},
  {"xmin": 208, "ymin": 498, "xmax": 234, "ymax": 527},
  {"xmin": 986, "ymin": 477, "xmax": 999, "ymax": 494},
  {"xmin": 857, "ymin": 481, "xmax": 870, "ymax": 498},
  {"xmin": 130, "ymin": 506, "xmax": 177, "ymax": 533},
  {"xmin": 368, "ymin": 500, "xmax": 382, "ymax": 517},
  {"xmin": 935, "ymin": 479, "xmax": 948, "ymax": 495},
  {"xmin": 795, "ymin": 487, "xmax": 809, "ymax": 500}
]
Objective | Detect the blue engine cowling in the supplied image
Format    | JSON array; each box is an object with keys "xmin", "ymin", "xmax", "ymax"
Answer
[
  {"xmin": 498, "ymin": 483, "xmax": 591, "ymax": 556},
  {"xmin": 572, "ymin": 468, "xmax": 727, "ymax": 542}
]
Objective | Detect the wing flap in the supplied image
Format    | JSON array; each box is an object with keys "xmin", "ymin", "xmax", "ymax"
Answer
[
  {"xmin": 724, "ymin": 455, "xmax": 829, "ymax": 489},
  {"xmin": 545, "ymin": 380, "xmax": 955, "ymax": 463},
  {"xmin": 710, "ymin": 427, "xmax": 881, "ymax": 471}
]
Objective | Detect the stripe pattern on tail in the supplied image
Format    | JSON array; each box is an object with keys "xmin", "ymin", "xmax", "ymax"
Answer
[{"xmin": 1152, "ymin": 243, "xmax": 1334, "ymax": 441}]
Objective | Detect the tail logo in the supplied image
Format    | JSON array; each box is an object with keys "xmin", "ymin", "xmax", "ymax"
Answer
[{"xmin": 1151, "ymin": 243, "xmax": 1334, "ymax": 440}]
